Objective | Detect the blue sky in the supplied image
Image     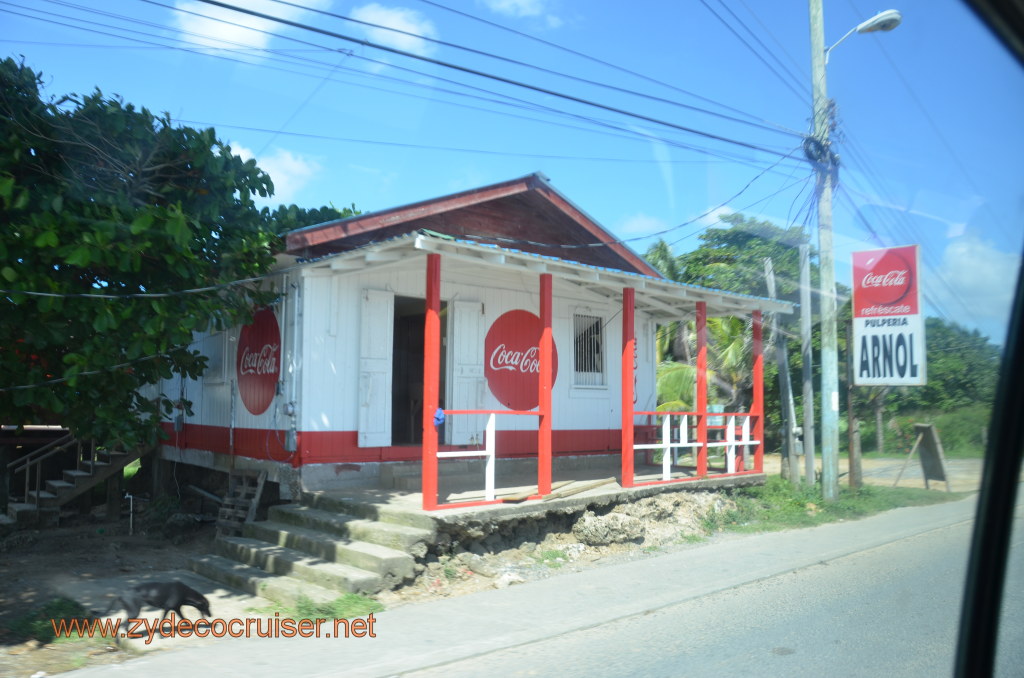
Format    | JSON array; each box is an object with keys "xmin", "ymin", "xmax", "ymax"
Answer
[{"xmin": 3, "ymin": 0, "xmax": 1022, "ymax": 342}]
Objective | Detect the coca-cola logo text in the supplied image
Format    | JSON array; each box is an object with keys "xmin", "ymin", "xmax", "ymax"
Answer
[
  {"xmin": 239, "ymin": 343, "xmax": 280, "ymax": 376},
  {"xmin": 489, "ymin": 344, "xmax": 540, "ymax": 374},
  {"xmin": 861, "ymin": 269, "xmax": 908, "ymax": 289}
]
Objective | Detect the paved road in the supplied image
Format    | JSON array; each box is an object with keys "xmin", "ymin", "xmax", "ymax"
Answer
[
  {"xmin": 67, "ymin": 494, "xmax": 1021, "ymax": 678},
  {"xmin": 406, "ymin": 517, "xmax": 1024, "ymax": 677}
]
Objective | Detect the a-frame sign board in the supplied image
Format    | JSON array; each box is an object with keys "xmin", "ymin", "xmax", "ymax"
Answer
[{"xmin": 894, "ymin": 423, "xmax": 951, "ymax": 492}]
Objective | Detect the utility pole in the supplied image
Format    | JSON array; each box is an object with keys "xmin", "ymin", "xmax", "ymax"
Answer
[
  {"xmin": 765, "ymin": 258, "xmax": 800, "ymax": 484},
  {"xmin": 846, "ymin": 318, "xmax": 862, "ymax": 489},
  {"xmin": 800, "ymin": 243, "xmax": 817, "ymax": 485},
  {"xmin": 808, "ymin": 0, "xmax": 840, "ymax": 501}
]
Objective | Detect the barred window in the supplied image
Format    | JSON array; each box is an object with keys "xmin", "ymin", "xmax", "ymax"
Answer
[{"xmin": 573, "ymin": 314, "xmax": 605, "ymax": 386}]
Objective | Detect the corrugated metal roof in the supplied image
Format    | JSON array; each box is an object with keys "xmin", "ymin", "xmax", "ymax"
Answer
[{"xmin": 289, "ymin": 229, "xmax": 795, "ymax": 318}]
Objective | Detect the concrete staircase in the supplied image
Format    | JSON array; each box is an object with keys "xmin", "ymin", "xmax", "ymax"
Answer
[
  {"xmin": 190, "ymin": 491, "xmax": 436, "ymax": 607},
  {"xmin": 6, "ymin": 442, "xmax": 143, "ymax": 528}
]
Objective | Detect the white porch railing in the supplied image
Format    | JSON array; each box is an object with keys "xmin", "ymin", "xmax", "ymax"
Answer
[
  {"xmin": 436, "ymin": 413, "xmax": 496, "ymax": 501},
  {"xmin": 634, "ymin": 412, "xmax": 761, "ymax": 480}
]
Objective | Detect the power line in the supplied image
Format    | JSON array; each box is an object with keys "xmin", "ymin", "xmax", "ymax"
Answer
[
  {"xmin": 187, "ymin": 0, "xmax": 792, "ymax": 157},
  {"xmin": 708, "ymin": 0, "xmax": 811, "ymax": 104},
  {"xmin": 12, "ymin": 0, "xmax": 804, "ymax": 170},
  {"xmin": 698, "ymin": 0, "xmax": 809, "ymax": 107},
  {"xmin": 408, "ymin": 0, "xmax": 801, "ymax": 136},
  {"xmin": 1, "ymin": 2, "xmax": 795, "ymax": 169},
  {"xmin": 263, "ymin": 0, "xmax": 803, "ymax": 140},
  {"xmin": 737, "ymin": 0, "xmax": 809, "ymax": 86}
]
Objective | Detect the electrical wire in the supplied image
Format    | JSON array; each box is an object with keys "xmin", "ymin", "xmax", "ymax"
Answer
[
  {"xmin": 0, "ymin": 2, "xmax": 801, "ymax": 171},
  {"xmin": 184, "ymin": 0, "xmax": 794, "ymax": 157},
  {"xmin": 698, "ymin": 0, "xmax": 809, "ymax": 107},
  {"xmin": 407, "ymin": 0, "xmax": 801, "ymax": 137},
  {"xmin": 263, "ymin": 0, "xmax": 803, "ymax": 139}
]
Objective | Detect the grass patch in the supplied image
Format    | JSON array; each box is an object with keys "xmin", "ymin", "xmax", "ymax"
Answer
[
  {"xmin": 715, "ymin": 476, "xmax": 967, "ymax": 533},
  {"xmin": 250, "ymin": 593, "xmax": 383, "ymax": 621},
  {"xmin": 533, "ymin": 549, "xmax": 567, "ymax": 569},
  {"xmin": 6, "ymin": 597, "xmax": 90, "ymax": 644},
  {"xmin": 294, "ymin": 594, "xmax": 383, "ymax": 620}
]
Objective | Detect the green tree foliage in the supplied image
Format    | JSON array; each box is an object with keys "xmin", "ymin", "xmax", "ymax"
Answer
[
  {"xmin": 873, "ymin": 317, "xmax": 1000, "ymax": 415},
  {"xmin": 646, "ymin": 214, "xmax": 815, "ymax": 450},
  {"xmin": 646, "ymin": 212, "xmax": 1002, "ymax": 457},
  {"xmin": 673, "ymin": 213, "xmax": 814, "ymax": 307},
  {"xmin": 0, "ymin": 58, "xmax": 281, "ymax": 448},
  {"xmin": 265, "ymin": 202, "xmax": 360, "ymax": 233}
]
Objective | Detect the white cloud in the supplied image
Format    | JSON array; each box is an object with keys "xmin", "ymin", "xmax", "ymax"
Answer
[
  {"xmin": 480, "ymin": 0, "xmax": 562, "ymax": 28},
  {"xmin": 937, "ymin": 235, "xmax": 1021, "ymax": 341},
  {"xmin": 618, "ymin": 213, "xmax": 668, "ymax": 237},
  {"xmin": 350, "ymin": 4, "xmax": 438, "ymax": 56},
  {"xmin": 172, "ymin": 0, "xmax": 331, "ymax": 50},
  {"xmin": 482, "ymin": 0, "xmax": 545, "ymax": 17},
  {"xmin": 233, "ymin": 143, "xmax": 321, "ymax": 206}
]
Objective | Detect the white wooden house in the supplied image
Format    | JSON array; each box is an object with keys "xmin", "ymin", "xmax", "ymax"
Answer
[{"xmin": 156, "ymin": 174, "xmax": 792, "ymax": 510}]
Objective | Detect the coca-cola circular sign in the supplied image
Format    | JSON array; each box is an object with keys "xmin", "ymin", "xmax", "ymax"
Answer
[
  {"xmin": 853, "ymin": 245, "xmax": 919, "ymax": 317},
  {"xmin": 236, "ymin": 307, "xmax": 281, "ymax": 415},
  {"xmin": 484, "ymin": 310, "xmax": 558, "ymax": 411}
]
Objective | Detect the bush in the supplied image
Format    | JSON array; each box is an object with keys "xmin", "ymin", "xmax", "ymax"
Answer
[
  {"xmin": 854, "ymin": 404, "xmax": 989, "ymax": 459},
  {"xmin": 7, "ymin": 597, "xmax": 88, "ymax": 644}
]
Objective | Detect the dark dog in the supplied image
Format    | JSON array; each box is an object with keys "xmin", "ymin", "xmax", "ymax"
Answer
[{"xmin": 102, "ymin": 581, "xmax": 212, "ymax": 625}]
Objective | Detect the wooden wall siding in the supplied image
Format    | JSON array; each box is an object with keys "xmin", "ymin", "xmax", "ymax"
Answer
[{"xmin": 159, "ymin": 258, "xmax": 657, "ymax": 465}]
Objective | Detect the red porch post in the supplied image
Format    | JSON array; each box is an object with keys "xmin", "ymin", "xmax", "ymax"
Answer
[
  {"xmin": 751, "ymin": 310, "xmax": 764, "ymax": 473},
  {"xmin": 621, "ymin": 287, "xmax": 635, "ymax": 487},
  {"xmin": 538, "ymin": 273, "xmax": 553, "ymax": 496},
  {"xmin": 696, "ymin": 301, "xmax": 708, "ymax": 477},
  {"xmin": 422, "ymin": 253, "xmax": 441, "ymax": 510}
]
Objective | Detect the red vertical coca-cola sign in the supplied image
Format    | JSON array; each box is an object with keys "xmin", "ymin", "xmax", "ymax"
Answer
[
  {"xmin": 851, "ymin": 245, "xmax": 926, "ymax": 386},
  {"xmin": 236, "ymin": 307, "xmax": 281, "ymax": 415},
  {"xmin": 484, "ymin": 310, "xmax": 558, "ymax": 411}
]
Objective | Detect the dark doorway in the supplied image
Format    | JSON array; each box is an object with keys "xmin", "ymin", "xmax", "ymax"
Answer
[{"xmin": 392, "ymin": 296, "xmax": 447, "ymax": 445}]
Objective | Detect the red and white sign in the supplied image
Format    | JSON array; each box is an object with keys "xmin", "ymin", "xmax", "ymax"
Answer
[
  {"xmin": 852, "ymin": 245, "xmax": 919, "ymax": 317},
  {"xmin": 852, "ymin": 246, "xmax": 926, "ymax": 386},
  {"xmin": 484, "ymin": 310, "xmax": 558, "ymax": 411},
  {"xmin": 236, "ymin": 307, "xmax": 281, "ymax": 415}
]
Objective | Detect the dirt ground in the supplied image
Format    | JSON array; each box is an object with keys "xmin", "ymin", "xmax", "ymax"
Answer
[{"xmin": 0, "ymin": 454, "xmax": 981, "ymax": 677}]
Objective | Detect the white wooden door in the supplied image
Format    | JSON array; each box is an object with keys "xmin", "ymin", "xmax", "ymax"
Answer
[
  {"xmin": 358, "ymin": 289, "xmax": 393, "ymax": 447},
  {"xmin": 448, "ymin": 300, "xmax": 486, "ymax": 445}
]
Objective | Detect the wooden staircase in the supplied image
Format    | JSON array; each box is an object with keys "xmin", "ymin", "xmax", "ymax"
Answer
[{"xmin": 5, "ymin": 435, "xmax": 144, "ymax": 528}]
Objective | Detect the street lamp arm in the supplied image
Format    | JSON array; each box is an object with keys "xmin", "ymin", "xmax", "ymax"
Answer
[
  {"xmin": 825, "ymin": 26, "xmax": 859, "ymax": 63},
  {"xmin": 825, "ymin": 9, "xmax": 903, "ymax": 64}
]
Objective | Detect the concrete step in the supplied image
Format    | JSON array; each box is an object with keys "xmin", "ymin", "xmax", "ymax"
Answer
[
  {"xmin": 214, "ymin": 536, "xmax": 383, "ymax": 593},
  {"xmin": 45, "ymin": 479, "xmax": 75, "ymax": 495},
  {"xmin": 189, "ymin": 553, "xmax": 341, "ymax": 608},
  {"xmin": 6, "ymin": 502, "xmax": 59, "ymax": 526},
  {"xmin": 299, "ymin": 491, "xmax": 437, "ymax": 532},
  {"xmin": 244, "ymin": 521, "xmax": 415, "ymax": 582},
  {"xmin": 26, "ymin": 490, "xmax": 58, "ymax": 508},
  {"xmin": 268, "ymin": 505, "xmax": 433, "ymax": 557},
  {"xmin": 62, "ymin": 469, "xmax": 92, "ymax": 485}
]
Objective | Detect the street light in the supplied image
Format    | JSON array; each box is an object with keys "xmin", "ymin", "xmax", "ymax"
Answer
[
  {"xmin": 807, "ymin": 4, "xmax": 901, "ymax": 501},
  {"xmin": 826, "ymin": 10, "xmax": 903, "ymax": 62}
]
